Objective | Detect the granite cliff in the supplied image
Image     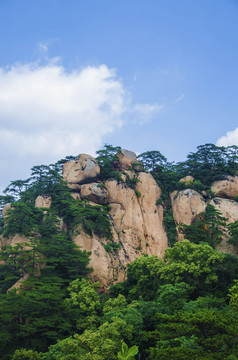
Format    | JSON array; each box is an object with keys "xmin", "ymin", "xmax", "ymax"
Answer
[{"xmin": 1, "ymin": 148, "xmax": 238, "ymax": 288}]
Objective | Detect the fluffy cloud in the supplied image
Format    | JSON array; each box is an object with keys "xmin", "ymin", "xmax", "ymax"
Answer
[
  {"xmin": 216, "ymin": 127, "xmax": 238, "ymax": 147},
  {"xmin": 0, "ymin": 59, "xmax": 160, "ymax": 191},
  {"xmin": 0, "ymin": 62, "xmax": 126, "ymax": 157}
]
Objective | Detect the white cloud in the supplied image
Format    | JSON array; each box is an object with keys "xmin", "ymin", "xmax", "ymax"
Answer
[
  {"xmin": 216, "ymin": 127, "xmax": 238, "ymax": 147},
  {"xmin": 0, "ymin": 59, "xmax": 160, "ymax": 192},
  {"xmin": 0, "ymin": 62, "xmax": 125, "ymax": 158}
]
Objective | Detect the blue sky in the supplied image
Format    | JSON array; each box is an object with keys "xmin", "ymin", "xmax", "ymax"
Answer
[{"xmin": 0, "ymin": 0, "xmax": 238, "ymax": 192}]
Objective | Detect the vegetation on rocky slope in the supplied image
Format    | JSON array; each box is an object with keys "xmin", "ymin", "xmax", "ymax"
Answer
[{"xmin": 0, "ymin": 143, "xmax": 238, "ymax": 359}]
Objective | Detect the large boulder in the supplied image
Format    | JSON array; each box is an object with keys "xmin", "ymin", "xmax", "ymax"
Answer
[
  {"xmin": 80, "ymin": 183, "xmax": 109, "ymax": 205},
  {"xmin": 170, "ymin": 189, "xmax": 206, "ymax": 241},
  {"xmin": 63, "ymin": 154, "xmax": 100, "ymax": 189},
  {"xmin": 211, "ymin": 176, "xmax": 238, "ymax": 200},
  {"xmin": 117, "ymin": 149, "xmax": 137, "ymax": 170}
]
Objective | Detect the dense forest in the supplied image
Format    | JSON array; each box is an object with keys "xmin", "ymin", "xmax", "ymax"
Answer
[{"xmin": 0, "ymin": 143, "xmax": 238, "ymax": 360}]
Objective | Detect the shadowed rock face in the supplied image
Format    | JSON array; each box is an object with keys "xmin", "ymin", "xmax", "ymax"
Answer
[{"xmin": 80, "ymin": 183, "xmax": 109, "ymax": 205}]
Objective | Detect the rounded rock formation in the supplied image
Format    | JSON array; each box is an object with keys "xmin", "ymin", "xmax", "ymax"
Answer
[
  {"xmin": 117, "ymin": 149, "xmax": 137, "ymax": 170},
  {"xmin": 170, "ymin": 189, "xmax": 206, "ymax": 241},
  {"xmin": 211, "ymin": 176, "xmax": 238, "ymax": 200},
  {"xmin": 63, "ymin": 154, "xmax": 100, "ymax": 189}
]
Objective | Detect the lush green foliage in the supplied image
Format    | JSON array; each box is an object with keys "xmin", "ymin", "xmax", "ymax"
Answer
[
  {"xmin": 96, "ymin": 144, "xmax": 123, "ymax": 182},
  {"xmin": 179, "ymin": 204, "xmax": 227, "ymax": 247}
]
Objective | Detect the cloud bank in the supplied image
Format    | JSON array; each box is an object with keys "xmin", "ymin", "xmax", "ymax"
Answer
[
  {"xmin": 0, "ymin": 59, "xmax": 160, "ymax": 192},
  {"xmin": 216, "ymin": 127, "xmax": 238, "ymax": 147}
]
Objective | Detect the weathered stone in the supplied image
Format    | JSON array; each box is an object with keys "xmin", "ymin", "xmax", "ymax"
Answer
[
  {"xmin": 170, "ymin": 189, "xmax": 206, "ymax": 241},
  {"xmin": 63, "ymin": 154, "xmax": 100, "ymax": 187},
  {"xmin": 73, "ymin": 226, "xmax": 126, "ymax": 288},
  {"xmin": 80, "ymin": 182, "xmax": 108, "ymax": 205},
  {"xmin": 73, "ymin": 172, "xmax": 168, "ymax": 288},
  {"xmin": 135, "ymin": 172, "xmax": 168, "ymax": 258},
  {"xmin": 35, "ymin": 196, "xmax": 52, "ymax": 208},
  {"xmin": 117, "ymin": 149, "xmax": 137, "ymax": 170},
  {"xmin": 211, "ymin": 176, "xmax": 238, "ymax": 199},
  {"xmin": 106, "ymin": 172, "xmax": 167, "ymax": 260}
]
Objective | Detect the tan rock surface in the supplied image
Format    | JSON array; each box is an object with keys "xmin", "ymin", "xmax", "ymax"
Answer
[
  {"xmin": 210, "ymin": 197, "xmax": 238, "ymax": 255},
  {"xmin": 35, "ymin": 196, "xmax": 52, "ymax": 208},
  {"xmin": 135, "ymin": 172, "xmax": 168, "ymax": 258},
  {"xmin": 71, "ymin": 192, "xmax": 81, "ymax": 200},
  {"xmin": 106, "ymin": 173, "xmax": 167, "ymax": 262},
  {"xmin": 7, "ymin": 274, "xmax": 30, "ymax": 293},
  {"xmin": 211, "ymin": 176, "xmax": 238, "ymax": 199},
  {"xmin": 117, "ymin": 149, "xmax": 137, "ymax": 170},
  {"xmin": 73, "ymin": 173, "xmax": 168, "ymax": 287},
  {"xmin": 1, "ymin": 234, "xmax": 30, "ymax": 248},
  {"xmin": 63, "ymin": 154, "xmax": 100, "ymax": 188},
  {"xmin": 73, "ymin": 227, "xmax": 126, "ymax": 288},
  {"xmin": 170, "ymin": 189, "xmax": 206, "ymax": 241},
  {"xmin": 80, "ymin": 182, "xmax": 109, "ymax": 205}
]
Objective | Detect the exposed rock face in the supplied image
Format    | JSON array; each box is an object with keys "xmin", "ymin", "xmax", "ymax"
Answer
[
  {"xmin": 210, "ymin": 197, "xmax": 238, "ymax": 255},
  {"xmin": 117, "ymin": 149, "xmax": 137, "ymax": 170},
  {"xmin": 80, "ymin": 183, "xmax": 108, "ymax": 205},
  {"xmin": 170, "ymin": 189, "xmax": 206, "ymax": 241},
  {"xmin": 2, "ymin": 146, "xmax": 238, "ymax": 289},
  {"xmin": 73, "ymin": 227, "xmax": 126, "ymax": 288},
  {"xmin": 73, "ymin": 172, "xmax": 168, "ymax": 287},
  {"xmin": 71, "ymin": 192, "xmax": 81, "ymax": 200},
  {"xmin": 35, "ymin": 196, "xmax": 52, "ymax": 208},
  {"xmin": 63, "ymin": 154, "xmax": 100, "ymax": 189},
  {"xmin": 211, "ymin": 176, "xmax": 238, "ymax": 199}
]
